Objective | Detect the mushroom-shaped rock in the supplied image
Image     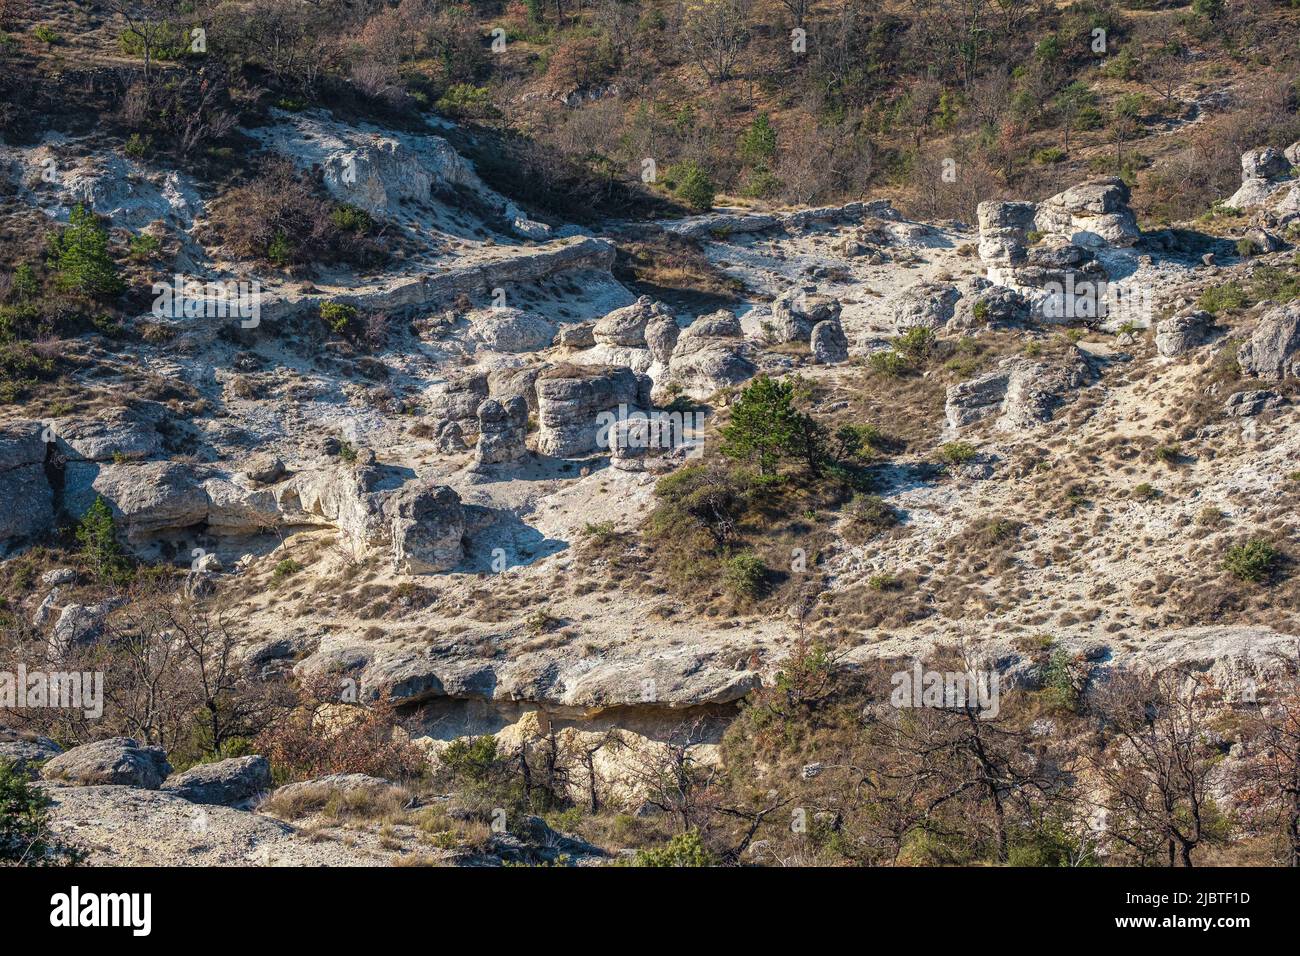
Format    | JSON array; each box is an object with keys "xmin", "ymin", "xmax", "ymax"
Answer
[
  {"xmin": 1033, "ymin": 178, "xmax": 1140, "ymax": 248},
  {"xmin": 593, "ymin": 295, "xmax": 668, "ymax": 347},
  {"xmin": 535, "ymin": 364, "xmax": 642, "ymax": 457},
  {"xmin": 468, "ymin": 308, "xmax": 555, "ymax": 353},
  {"xmin": 664, "ymin": 310, "xmax": 758, "ymax": 402}
]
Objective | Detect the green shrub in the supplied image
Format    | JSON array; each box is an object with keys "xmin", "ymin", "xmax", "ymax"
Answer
[
  {"xmin": 118, "ymin": 22, "xmax": 188, "ymax": 61},
  {"xmin": 1041, "ymin": 647, "xmax": 1078, "ymax": 711},
  {"xmin": 868, "ymin": 349, "xmax": 910, "ymax": 376},
  {"xmin": 76, "ymin": 497, "xmax": 131, "ymax": 584},
  {"xmin": 721, "ymin": 374, "xmax": 824, "ymax": 476},
  {"xmin": 1223, "ymin": 540, "xmax": 1278, "ymax": 583},
  {"xmin": 939, "ymin": 441, "xmax": 978, "ymax": 465},
  {"xmin": 47, "ymin": 205, "xmax": 123, "ymax": 298},
  {"xmin": 439, "ymin": 735, "xmax": 500, "ymax": 784},
  {"xmin": 9, "ymin": 264, "xmax": 39, "ymax": 302},
  {"xmin": 832, "ymin": 423, "xmax": 884, "ymax": 462},
  {"xmin": 124, "ymin": 133, "xmax": 153, "ymax": 159},
  {"xmin": 330, "ymin": 204, "xmax": 374, "ymax": 234},
  {"xmin": 1034, "ymin": 146, "xmax": 1067, "ymax": 165},
  {"xmin": 1, "ymin": 761, "xmax": 83, "ymax": 864},
  {"xmin": 1235, "ymin": 237, "xmax": 1262, "ymax": 258},
  {"xmin": 435, "ymin": 84, "xmax": 496, "ymax": 119},
  {"xmin": 319, "ymin": 301, "xmax": 358, "ymax": 335},
  {"xmin": 1197, "ymin": 281, "xmax": 1248, "ymax": 314},
  {"xmin": 724, "ymin": 553, "xmax": 767, "ymax": 599},
  {"xmin": 128, "ymin": 233, "xmax": 161, "ymax": 260},
  {"xmin": 267, "ymin": 232, "xmax": 294, "ymax": 266},
  {"xmin": 32, "ymin": 24, "xmax": 61, "ymax": 45},
  {"xmin": 665, "ymin": 160, "xmax": 716, "ymax": 212},
  {"xmin": 633, "ymin": 830, "xmax": 714, "ymax": 867},
  {"xmin": 895, "ymin": 326, "xmax": 936, "ymax": 363},
  {"xmin": 846, "ymin": 494, "xmax": 899, "ymax": 536},
  {"xmin": 272, "ymin": 558, "xmax": 303, "ymax": 582}
]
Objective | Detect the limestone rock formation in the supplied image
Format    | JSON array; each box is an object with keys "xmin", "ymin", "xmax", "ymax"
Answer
[
  {"xmin": 1238, "ymin": 302, "xmax": 1300, "ymax": 380},
  {"xmin": 63, "ymin": 460, "xmax": 209, "ymax": 542},
  {"xmin": 810, "ymin": 319, "xmax": 850, "ymax": 364},
  {"xmin": 387, "ymin": 481, "xmax": 465, "ymax": 574},
  {"xmin": 893, "ymin": 281, "xmax": 960, "ymax": 331},
  {"xmin": 1155, "ymin": 310, "xmax": 1216, "ymax": 358},
  {"xmin": 473, "ymin": 397, "xmax": 529, "ymax": 467},
  {"xmin": 0, "ymin": 728, "xmax": 62, "ymax": 778},
  {"xmin": 0, "ymin": 422, "xmax": 53, "ymax": 552},
  {"xmin": 663, "ymin": 311, "xmax": 758, "ymax": 401},
  {"xmin": 977, "ymin": 200, "xmax": 1036, "ymax": 265},
  {"xmin": 770, "ymin": 285, "xmax": 842, "ymax": 343},
  {"xmin": 593, "ymin": 295, "xmax": 668, "ymax": 347},
  {"xmin": 1033, "ymin": 178, "xmax": 1140, "ymax": 248},
  {"xmin": 487, "ymin": 366, "xmax": 542, "ymax": 413},
  {"xmin": 429, "ymin": 372, "xmax": 490, "ymax": 434},
  {"xmin": 468, "ymin": 307, "xmax": 555, "ymax": 352},
  {"xmin": 535, "ymin": 364, "xmax": 641, "ymax": 457},
  {"xmin": 945, "ymin": 347, "xmax": 1093, "ymax": 430},
  {"xmin": 42, "ymin": 737, "xmax": 172, "ymax": 789}
]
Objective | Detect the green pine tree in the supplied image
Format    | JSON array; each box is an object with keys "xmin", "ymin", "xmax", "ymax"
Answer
[
  {"xmin": 721, "ymin": 374, "xmax": 824, "ymax": 476},
  {"xmin": 739, "ymin": 113, "xmax": 777, "ymax": 169},
  {"xmin": 47, "ymin": 204, "xmax": 123, "ymax": 299},
  {"xmin": 76, "ymin": 496, "xmax": 130, "ymax": 584}
]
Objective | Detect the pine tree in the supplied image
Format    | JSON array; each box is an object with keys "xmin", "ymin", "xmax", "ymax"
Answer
[
  {"xmin": 721, "ymin": 375, "xmax": 824, "ymax": 476},
  {"xmin": 47, "ymin": 204, "xmax": 123, "ymax": 298},
  {"xmin": 76, "ymin": 496, "xmax": 130, "ymax": 583}
]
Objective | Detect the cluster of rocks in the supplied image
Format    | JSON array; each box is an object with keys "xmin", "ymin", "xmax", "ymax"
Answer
[
  {"xmin": 0, "ymin": 414, "xmax": 470, "ymax": 574},
  {"xmin": 945, "ymin": 346, "xmax": 1095, "ymax": 431},
  {"xmin": 975, "ymin": 178, "xmax": 1140, "ymax": 326},
  {"xmin": 35, "ymin": 736, "xmax": 273, "ymax": 807}
]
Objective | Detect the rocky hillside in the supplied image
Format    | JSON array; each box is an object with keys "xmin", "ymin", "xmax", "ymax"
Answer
[{"xmin": 1, "ymin": 0, "xmax": 1299, "ymax": 869}]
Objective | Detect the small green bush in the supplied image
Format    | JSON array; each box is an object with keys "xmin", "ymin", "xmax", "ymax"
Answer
[
  {"xmin": 939, "ymin": 441, "xmax": 978, "ymax": 465},
  {"xmin": 868, "ymin": 350, "xmax": 909, "ymax": 376},
  {"xmin": 1223, "ymin": 540, "xmax": 1278, "ymax": 583},
  {"xmin": 47, "ymin": 205, "xmax": 123, "ymax": 298},
  {"xmin": 633, "ymin": 830, "xmax": 714, "ymax": 867},
  {"xmin": 272, "ymin": 558, "xmax": 303, "ymax": 582},
  {"xmin": 724, "ymin": 553, "xmax": 767, "ymax": 599},
  {"xmin": 76, "ymin": 497, "xmax": 132, "ymax": 584},
  {"xmin": 665, "ymin": 160, "xmax": 716, "ymax": 212},
  {"xmin": 330, "ymin": 204, "xmax": 374, "ymax": 234},
  {"xmin": 319, "ymin": 301, "xmax": 358, "ymax": 335},
  {"xmin": 1197, "ymin": 281, "xmax": 1248, "ymax": 314}
]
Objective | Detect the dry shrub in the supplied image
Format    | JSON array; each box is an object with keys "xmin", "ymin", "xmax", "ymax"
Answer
[
  {"xmin": 205, "ymin": 158, "xmax": 386, "ymax": 268},
  {"xmin": 255, "ymin": 672, "xmax": 427, "ymax": 783}
]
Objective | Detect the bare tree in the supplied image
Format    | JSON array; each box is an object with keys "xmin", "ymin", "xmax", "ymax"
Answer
[
  {"xmin": 1089, "ymin": 669, "xmax": 1228, "ymax": 866},
  {"xmin": 681, "ymin": 0, "xmax": 752, "ymax": 85},
  {"xmin": 1236, "ymin": 649, "xmax": 1300, "ymax": 866}
]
